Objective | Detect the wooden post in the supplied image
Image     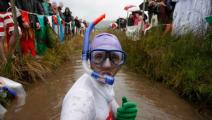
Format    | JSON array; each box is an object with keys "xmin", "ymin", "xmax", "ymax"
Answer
[
  {"xmin": 142, "ymin": 0, "xmax": 146, "ymax": 19},
  {"xmin": 10, "ymin": 0, "xmax": 21, "ymax": 59},
  {"xmin": 126, "ymin": 12, "xmax": 129, "ymax": 26},
  {"xmin": 141, "ymin": 0, "xmax": 146, "ymax": 32}
]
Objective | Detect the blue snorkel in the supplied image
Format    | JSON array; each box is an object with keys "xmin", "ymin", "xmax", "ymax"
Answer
[{"xmin": 82, "ymin": 14, "xmax": 114, "ymax": 85}]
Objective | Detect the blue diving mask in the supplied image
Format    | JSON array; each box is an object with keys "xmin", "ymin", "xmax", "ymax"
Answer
[{"xmin": 89, "ymin": 49, "xmax": 126, "ymax": 67}]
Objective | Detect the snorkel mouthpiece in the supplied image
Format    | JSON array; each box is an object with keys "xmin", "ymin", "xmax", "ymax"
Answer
[
  {"xmin": 82, "ymin": 14, "xmax": 115, "ymax": 85},
  {"xmin": 104, "ymin": 76, "xmax": 114, "ymax": 85},
  {"xmin": 91, "ymin": 72, "xmax": 114, "ymax": 85}
]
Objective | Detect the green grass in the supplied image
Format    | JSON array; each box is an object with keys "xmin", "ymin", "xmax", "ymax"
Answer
[
  {"xmin": 0, "ymin": 36, "xmax": 83, "ymax": 82},
  {"xmin": 107, "ymin": 28, "xmax": 212, "ymax": 115}
]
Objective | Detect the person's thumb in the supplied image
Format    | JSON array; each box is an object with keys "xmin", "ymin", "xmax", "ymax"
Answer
[{"xmin": 122, "ymin": 96, "xmax": 128, "ymax": 106}]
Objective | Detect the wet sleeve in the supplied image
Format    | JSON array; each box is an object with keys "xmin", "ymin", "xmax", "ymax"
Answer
[{"xmin": 60, "ymin": 89, "xmax": 95, "ymax": 120}]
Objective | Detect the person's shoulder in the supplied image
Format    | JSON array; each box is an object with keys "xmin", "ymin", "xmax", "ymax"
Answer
[
  {"xmin": 76, "ymin": 73, "xmax": 91, "ymax": 83},
  {"xmin": 64, "ymin": 87, "xmax": 93, "ymax": 101},
  {"xmin": 62, "ymin": 86, "xmax": 94, "ymax": 113},
  {"xmin": 61, "ymin": 85, "xmax": 95, "ymax": 120},
  {"xmin": 63, "ymin": 74, "xmax": 93, "ymax": 99}
]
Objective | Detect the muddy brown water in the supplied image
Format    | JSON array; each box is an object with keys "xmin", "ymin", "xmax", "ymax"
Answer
[{"xmin": 5, "ymin": 56, "xmax": 205, "ymax": 120}]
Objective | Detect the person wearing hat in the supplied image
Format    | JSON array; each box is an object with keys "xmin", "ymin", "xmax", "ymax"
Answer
[{"xmin": 61, "ymin": 33, "xmax": 138, "ymax": 120}]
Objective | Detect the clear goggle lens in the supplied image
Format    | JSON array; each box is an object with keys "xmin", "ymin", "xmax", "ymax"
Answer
[{"xmin": 90, "ymin": 50, "xmax": 126, "ymax": 66}]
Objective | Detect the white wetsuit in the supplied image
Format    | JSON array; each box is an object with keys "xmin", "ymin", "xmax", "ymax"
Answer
[{"xmin": 60, "ymin": 73, "xmax": 119, "ymax": 120}]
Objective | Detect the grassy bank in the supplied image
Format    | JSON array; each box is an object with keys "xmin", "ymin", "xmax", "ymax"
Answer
[
  {"xmin": 0, "ymin": 36, "xmax": 83, "ymax": 82},
  {"xmin": 109, "ymin": 28, "xmax": 212, "ymax": 116}
]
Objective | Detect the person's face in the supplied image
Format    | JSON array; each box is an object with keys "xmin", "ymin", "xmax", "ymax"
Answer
[
  {"xmin": 91, "ymin": 58, "xmax": 120, "ymax": 77},
  {"xmin": 90, "ymin": 50, "xmax": 125, "ymax": 77}
]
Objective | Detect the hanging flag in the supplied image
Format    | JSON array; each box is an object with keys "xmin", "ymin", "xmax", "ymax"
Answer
[
  {"xmin": 52, "ymin": 15, "xmax": 58, "ymax": 24},
  {"xmin": 124, "ymin": 5, "xmax": 136, "ymax": 11},
  {"xmin": 37, "ymin": 15, "xmax": 44, "ymax": 27},
  {"xmin": 57, "ymin": 15, "xmax": 64, "ymax": 42},
  {"xmin": 47, "ymin": 16, "xmax": 53, "ymax": 27},
  {"xmin": 21, "ymin": 11, "xmax": 30, "ymax": 24}
]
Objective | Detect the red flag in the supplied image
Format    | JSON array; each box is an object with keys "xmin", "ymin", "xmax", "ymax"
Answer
[
  {"xmin": 21, "ymin": 10, "xmax": 30, "ymax": 24},
  {"xmin": 124, "ymin": 5, "xmax": 136, "ymax": 11}
]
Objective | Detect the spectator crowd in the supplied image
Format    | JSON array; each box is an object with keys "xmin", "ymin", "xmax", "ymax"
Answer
[{"xmin": 0, "ymin": 0, "xmax": 88, "ymax": 64}]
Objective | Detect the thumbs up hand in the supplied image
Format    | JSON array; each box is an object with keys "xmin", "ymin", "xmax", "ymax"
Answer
[{"xmin": 116, "ymin": 96, "xmax": 138, "ymax": 120}]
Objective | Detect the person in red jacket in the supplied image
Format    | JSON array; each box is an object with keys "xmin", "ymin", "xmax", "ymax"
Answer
[{"xmin": 19, "ymin": 11, "xmax": 36, "ymax": 56}]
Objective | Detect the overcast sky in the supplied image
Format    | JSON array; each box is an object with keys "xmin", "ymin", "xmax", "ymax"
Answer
[{"xmin": 52, "ymin": 0, "xmax": 144, "ymax": 22}]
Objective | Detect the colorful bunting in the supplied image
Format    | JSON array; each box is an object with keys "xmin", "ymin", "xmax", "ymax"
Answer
[
  {"xmin": 21, "ymin": 10, "xmax": 30, "ymax": 24},
  {"xmin": 124, "ymin": 5, "xmax": 136, "ymax": 11}
]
